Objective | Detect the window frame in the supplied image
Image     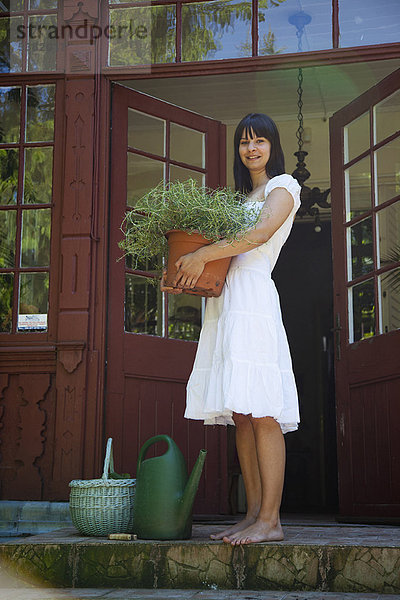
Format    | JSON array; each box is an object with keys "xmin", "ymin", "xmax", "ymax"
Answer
[
  {"xmin": 0, "ymin": 75, "xmax": 64, "ymax": 340},
  {"xmin": 343, "ymin": 105, "xmax": 400, "ymax": 344},
  {"xmin": 0, "ymin": 0, "xmax": 62, "ymax": 74}
]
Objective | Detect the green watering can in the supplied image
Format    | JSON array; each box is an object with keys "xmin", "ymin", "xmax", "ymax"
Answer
[{"xmin": 132, "ymin": 435, "xmax": 207, "ymax": 540}]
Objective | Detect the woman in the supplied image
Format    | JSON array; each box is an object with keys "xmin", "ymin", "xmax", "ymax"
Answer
[{"xmin": 162, "ymin": 113, "xmax": 301, "ymax": 545}]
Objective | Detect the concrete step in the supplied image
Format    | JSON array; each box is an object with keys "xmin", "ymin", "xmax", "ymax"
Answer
[
  {"xmin": 0, "ymin": 523, "xmax": 399, "ymax": 595},
  {"xmin": 0, "ymin": 502, "xmax": 71, "ymax": 537},
  {"xmin": 0, "ymin": 589, "xmax": 400, "ymax": 599}
]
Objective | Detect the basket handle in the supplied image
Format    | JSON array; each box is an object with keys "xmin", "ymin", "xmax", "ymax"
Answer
[{"xmin": 102, "ymin": 437, "xmax": 115, "ymax": 480}]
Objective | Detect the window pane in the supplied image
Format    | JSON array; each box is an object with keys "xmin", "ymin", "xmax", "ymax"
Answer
[
  {"xmin": 350, "ymin": 278, "xmax": 375, "ymax": 343},
  {"xmin": 182, "ymin": 0, "xmax": 251, "ymax": 61},
  {"xmin": 374, "ymin": 89, "xmax": 400, "ymax": 145},
  {"xmin": 377, "ymin": 201, "xmax": 400, "ymax": 269},
  {"xmin": 125, "ymin": 273, "xmax": 162, "ymax": 335},
  {"xmin": 344, "ymin": 112, "xmax": 370, "ymax": 164},
  {"xmin": 379, "ymin": 268, "xmax": 400, "ymax": 335},
  {"xmin": 109, "ymin": 6, "xmax": 175, "ymax": 66},
  {"xmin": 0, "ymin": 149, "xmax": 18, "ymax": 205},
  {"xmin": 374, "ymin": 137, "xmax": 400, "ymax": 206},
  {"xmin": 0, "ymin": 209, "xmax": 17, "ymax": 267},
  {"xmin": 0, "ymin": 17, "xmax": 23, "ymax": 73},
  {"xmin": 170, "ymin": 123, "xmax": 204, "ymax": 169},
  {"xmin": 259, "ymin": 0, "xmax": 332, "ymax": 55},
  {"xmin": 126, "ymin": 252, "xmax": 159, "ymax": 274},
  {"xmin": 21, "ymin": 208, "xmax": 51, "ymax": 267},
  {"xmin": 348, "ymin": 217, "xmax": 374, "ymax": 281},
  {"xmin": 169, "ymin": 165, "xmax": 204, "ymax": 187},
  {"xmin": 23, "ymin": 147, "xmax": 53, "ymax": 204},
  {"xmin": 339, "ymin": 0, "xmax": 400, "ymax": 48},
  {"xmin": 344, "ymin": 156, "xmax": 371, "ymax": 221},
  {"xmin": 127, "ymin": 153, "xmax": 164, "ymax": 207},
  {"xmin": 0, "ymin": 86, "xmax": 21, "ymax": 143},
  {"xmin": 1, "ymin": 1, "xmax": 24, "ymax": 11},
  {"xmin": 26, "ymin": 85, "xmax": 55, "ymax": 142},
  {"xmin": 128, "ymin": 109, "xmax": 165, "ymax": 157},
  {"xmin": 18, "ymin": 271, "xmax": 49, "ymax": 331},
  {"xmin": 168, "ymin": 294, "xmax": 202, "ymax": 341},
  {"xmin": 0, "ymin": 273, "xmax": 13, "ymax": 333},
  {"xmin": 27, "ymin": 15, "xmax": 57, "ymax": 72},
  {"xmin": 29, "ymin": 0, "xmax": 58, "ymax": 8}
]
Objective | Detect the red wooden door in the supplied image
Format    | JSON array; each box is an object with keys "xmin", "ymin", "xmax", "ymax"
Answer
[
  {"xmin": 106, "ymin": 84, "xmax": 228, "ymax": 514},
  {"xmin": 330, "ymin": 69, "xmax": 400, "ymax": 519}
]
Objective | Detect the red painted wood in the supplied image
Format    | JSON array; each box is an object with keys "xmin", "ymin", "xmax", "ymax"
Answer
[
  {"xmin": 332, "ymin": 0, "xmax": 339, "ymax": 48},
  {"xmin": 48, "ymin": 0, "xmax": 107, "ymax": 496},
  {"xmin": 106, "ymin": 85, "xmax": 228, "ymax": 513},
  {"xmin": 0, "ymin": 374, "xmax": 51, "ymax": 499},
  {"xmin": 329, "ymin": 67, "xmax": 400, "ymax": 518},
  {"xmin": 103, "ymin": 44, "xmax": 400, "ymax": 80}
]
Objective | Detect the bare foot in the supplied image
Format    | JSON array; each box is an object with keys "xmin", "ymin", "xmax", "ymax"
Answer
[
  {"xmin": 223, "ymin": 519, "xmax": 284, "ymax": 545},
  {"xmin": 210, "ymin": 515, "xmax": 257, "ymax": 540}
]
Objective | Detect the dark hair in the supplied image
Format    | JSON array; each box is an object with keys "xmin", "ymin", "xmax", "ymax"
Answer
[{"xmin": 233, "ymin": 113, "xmax": 285, "ymax": 194}]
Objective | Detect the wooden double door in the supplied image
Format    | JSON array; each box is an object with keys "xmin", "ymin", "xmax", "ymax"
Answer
[
  {"xmin": 106, "ymin": 69, "xmax": 400, "ymax": 517},
  {"xmin": 330, "ymin": 68, "xmax": 400, "ymax": 518},
  {"xmin": 106, "ymin": 84, "xmax": 228, "ymax": 514}
]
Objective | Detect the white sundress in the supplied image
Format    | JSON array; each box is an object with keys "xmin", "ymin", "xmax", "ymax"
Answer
[{"xmin": 184, "ymin": 174, "xmax": 301, "ymax": 434}]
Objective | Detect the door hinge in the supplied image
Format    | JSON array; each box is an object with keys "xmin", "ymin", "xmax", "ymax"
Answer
[{"xmin": 331, "ymin": 313, "xmax": 342, "ymax": 361}]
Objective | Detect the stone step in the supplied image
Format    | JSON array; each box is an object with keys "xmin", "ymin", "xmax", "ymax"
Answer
[
  {"xmin": 0, "ymin": 502, "xmax": 71, "ymax": 537},
  {"xmin": 0, "ymin": 589, "xmax": 400, "ymax": 600},
  {"xmin": 0, "ymin": 523, "xmax": 399, "ymax": 594}
]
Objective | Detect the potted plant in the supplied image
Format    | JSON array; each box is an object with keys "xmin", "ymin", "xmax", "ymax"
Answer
[{"xmin": 119, "ymin": 179, "xmax": 260, "ymax": 297}]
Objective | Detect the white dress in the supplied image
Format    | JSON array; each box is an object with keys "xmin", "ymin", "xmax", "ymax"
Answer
[{"xmin": 184, "ymin": 174, "xmax": 301, "ymax": 434}]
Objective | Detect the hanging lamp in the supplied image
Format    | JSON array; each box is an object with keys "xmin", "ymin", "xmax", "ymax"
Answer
[{"xmin": 289, "ymin": 11, "xmax": 331, "ymax": 232}]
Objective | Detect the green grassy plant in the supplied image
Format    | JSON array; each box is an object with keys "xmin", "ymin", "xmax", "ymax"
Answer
[{"xmin": 119, "ymin": 179, "xmax": 261, "ymax": 272}]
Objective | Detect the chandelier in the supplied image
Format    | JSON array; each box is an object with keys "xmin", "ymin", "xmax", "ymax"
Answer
[{"xmin": 289, "ymin": 11, "xmax": 331, "ymax": 232}]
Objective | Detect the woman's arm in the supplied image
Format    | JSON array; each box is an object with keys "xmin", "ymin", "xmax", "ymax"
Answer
[{"xmin": 172, "ymin": 187, "xmax": 295, "ymax": 289}]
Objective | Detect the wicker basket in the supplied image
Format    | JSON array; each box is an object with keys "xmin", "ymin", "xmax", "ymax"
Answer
[{"xmin": 69, "ymin": 438, "xmax": 136, "ymax": 536}]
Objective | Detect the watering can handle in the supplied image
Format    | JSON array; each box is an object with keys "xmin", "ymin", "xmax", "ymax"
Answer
[{"xmin": 137, "ymin": 434, "xmax": 173, "ymax": 470}]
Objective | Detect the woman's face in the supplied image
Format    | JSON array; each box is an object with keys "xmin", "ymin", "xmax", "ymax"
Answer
[{"xmin": 238, "ymin": 127, "xmax": 271, "ymax": 175}]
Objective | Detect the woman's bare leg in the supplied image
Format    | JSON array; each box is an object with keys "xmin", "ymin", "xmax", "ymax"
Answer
[
  {"xmin": 227, "ymin": 416, "xmax": 285, "ymax": 545},
  {"xmin": 210, "ymin": 413, "xmax": 261, "ymax": 540}
]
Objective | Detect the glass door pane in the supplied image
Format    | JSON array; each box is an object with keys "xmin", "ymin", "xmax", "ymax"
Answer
[
  {"xmin": 168, "ymin": 294, "xmax": 202, "ymax": 341},
  {"xmin": 170, "ymin": 123, "xmax": 205, "ymax": 168},
  {"xmin": 377, "ymin": 201, "xmax": 400, "ymax": 268},
  {"xmin": 344, "ymin": 111, "xmax": 370, "ymax": 163},
  {"xmin": 347, "ymin": 216, "xmax": 373, "ymax": 280},
  {"xmin": 128, "ymin": 109, "xmax": 165, "ymax": 156},
  {"xmin": 379, "ymin": 268, "xmax": 400, "ymax": 335},
  {"xmin": 127, "ymin": 153, "xmax": 164, "ymax": 207},
  {"xmin": 125, "ymin": 273, "xmax": 162, "ymax": 336},
  {"xmin": 374, "ymin": 136, "xmax": 400, "ymax": 205},
  {"xmin": 349, "ymin": 278, "xmax": 376, "ymax": 343},
  {"xmin": 374, "ymin": 89, "xmax": 400, "ymax": 144},
  {"xmin": 169, "ymin": 165, "xmax": 205, "ymax": 187},
  {"xmin": 344, "ymin": 156, "xmax": 371, "ymax": 221}
]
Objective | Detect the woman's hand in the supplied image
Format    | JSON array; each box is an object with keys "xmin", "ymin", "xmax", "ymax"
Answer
[
  {"xmin": 173, "ymin": 251, "xmax": 206, "ymax": 289},
  {"xmin": 160, "ymin": 269, "xmax": 183, "ymax": 294}
]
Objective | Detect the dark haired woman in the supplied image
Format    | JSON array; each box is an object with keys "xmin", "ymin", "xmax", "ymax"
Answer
[{"xmin": 162, "ymin": 113, "xmax": 301, "ymax": 545}]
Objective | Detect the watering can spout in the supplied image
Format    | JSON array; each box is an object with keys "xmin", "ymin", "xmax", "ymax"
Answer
[{"xmin": 180, "ymin": 449, "xmax": 207, "ymax": 526}]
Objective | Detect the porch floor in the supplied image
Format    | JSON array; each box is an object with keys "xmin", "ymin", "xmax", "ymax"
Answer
[{"xmin": 0, "ymin": 517, "xmax": 399, "ymax": 596}]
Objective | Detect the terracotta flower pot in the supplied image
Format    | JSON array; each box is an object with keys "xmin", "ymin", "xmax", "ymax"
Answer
[{"xmin": 165, "ymin": 230, "xmax": 232, "ymax": 297}]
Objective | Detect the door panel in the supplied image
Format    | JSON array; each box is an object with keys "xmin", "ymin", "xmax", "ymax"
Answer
[
  {"xmin": 107, "ymin": 85, "xmax": 228, "ymax": 514},
  {"xmin": 330, "ymin": 68, "xmax": 400, "ymax": 518}
]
